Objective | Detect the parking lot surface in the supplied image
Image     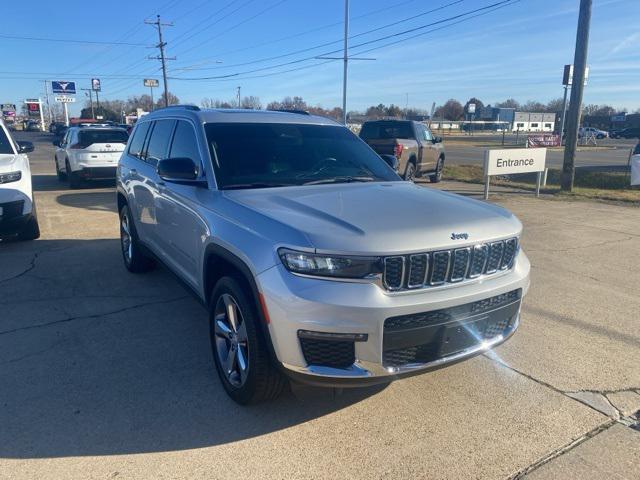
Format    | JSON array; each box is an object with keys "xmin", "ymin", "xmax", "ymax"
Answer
[{"xmin": 1, "ymin": 132, "xmax": 639, "ymax": 479}]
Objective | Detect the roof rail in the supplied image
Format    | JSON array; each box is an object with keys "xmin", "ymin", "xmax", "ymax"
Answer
[
  {"xmin": 157, "ymin": 104, "xmax": 201, "ymax": 111},
  {"xmin": 270, "ymin": 109, "xmax": 310, "ymax": 115}
]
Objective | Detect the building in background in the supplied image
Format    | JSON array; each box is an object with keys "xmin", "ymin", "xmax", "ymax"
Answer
[{"xmin": 512, "ymin": 112, "xmax": 556, "ymax": 132}]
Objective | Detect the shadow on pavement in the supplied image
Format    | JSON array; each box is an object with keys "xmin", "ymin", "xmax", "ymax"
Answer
[
  {"xmin": 0, "ymin": 239, "xmax": 386, "ymax": 459},
  {"xmin": 32, "ymin": 174, "xmax": 116, "ymax": 193},
  {"xmin": 56, "ymin": 191, "xmax": 117, "ymax": 212}
]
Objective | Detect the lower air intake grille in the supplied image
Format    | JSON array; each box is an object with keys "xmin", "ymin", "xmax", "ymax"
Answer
[{"xmin": 300, "ymin": 338, "xmax": 355, "ymax": 369}]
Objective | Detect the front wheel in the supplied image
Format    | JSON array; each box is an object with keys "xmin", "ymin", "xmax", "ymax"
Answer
[
  {"xmin": 210, "ymin": 277, "xmax": 287, "ymax": 404},
  {"xmin": 430, "ymin": 157, "xmax": 444, "ymax": 183}
]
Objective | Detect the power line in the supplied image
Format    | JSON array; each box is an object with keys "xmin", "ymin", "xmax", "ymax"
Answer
[
  {"xmin": 0, "ymin": 33, "xmax": 146, "ymax": 46},
  {"xmin": 174, "ymin": 0, "xmax": 466, "ymax": 73},
  {"xmin": 170, "ymin": 0, "xmax": 514, "ymax": 80}
]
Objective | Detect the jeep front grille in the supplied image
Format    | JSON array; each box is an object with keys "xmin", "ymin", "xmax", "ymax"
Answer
[{"xmin": 382, "ymin": 237, "xmax": 518, "ymax": 291}]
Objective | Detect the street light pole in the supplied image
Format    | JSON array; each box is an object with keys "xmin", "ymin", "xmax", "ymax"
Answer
[
  {"xmin": 561, "ymin": 0, "xmax": 592, "ymax": 191},
  {"xmin": 342, "ymin": 0, "xmax": 349, "ymax": 125}
]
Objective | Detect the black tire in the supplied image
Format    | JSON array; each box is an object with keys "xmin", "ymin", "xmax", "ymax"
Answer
[
  {"xmin": 17, "ymin": 203, "xmax": 40, "ymax": 241},
  {"xmin": 430, "ymin": 156, "xmax": 444, "ymax": 183},
  {"xmin": 66, "ymin": 160, "xmax": 81, "ymax": 189},
  {"xmin": 403, "ymin": 160, "xmax": 416, "ymax": 182},
  {"xmin": 119, "ymin": 204, "xmax": 155, "ymax": 273},
  {"xmin": 209, "ymin": 276, "xmax": 287, "ymax": 405},
  {"xmin": 55, "ymin": 157, "xmax": 66, "ymax": 181}
]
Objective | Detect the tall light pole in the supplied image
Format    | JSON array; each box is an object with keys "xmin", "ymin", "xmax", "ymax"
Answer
[
  {"xmin": 42, "ymin": 80, "xmax": 52, "ymax": 125},
  {"xmin": 237, "ymin": 86, "xmax": 241, "ymax": 108},
  {"xmin": 561, "ymin": 0, "xmax": 592, "ymax": 191},
  {"xmin": 81, "ymin": 88, "xmax": 95, "ymax": 118},
  {"xmin": 342, "ymin": 0, "xmax": 349, "ymax": 124},
  {"xmin": 146, "ymin": 15, "xmax": 175, "ymax": 108}
]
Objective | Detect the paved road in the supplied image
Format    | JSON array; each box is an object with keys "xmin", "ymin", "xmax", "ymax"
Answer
[
  {"xmin": 1, "ymin": 132, "xmax": 639, "ymax": 479},
  {"xmin": 439, "ymin": 134, "xmax": 636, "ymax": 168}
]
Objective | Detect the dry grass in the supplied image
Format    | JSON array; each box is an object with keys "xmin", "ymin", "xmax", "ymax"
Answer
[{"xmin": 443, "ymin": 164, "xmax": 640, "ymax": 204}]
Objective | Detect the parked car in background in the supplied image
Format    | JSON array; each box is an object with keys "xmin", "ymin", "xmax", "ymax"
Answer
[
  {"xmin": 359, "ymin": 120, "xmax": 445, "ymax": 182},
  {"xmin": 54, "ymin": 126, "xmax": 129, "ymax": 188},
  {"xmin": 25, "ymin": 121, "xmax": 40, "ymax": 132},
  {"xmin": 117, "ymin": 107, "xmax": 529, "ymax": 404},
  {"xmin": 610, "ymin": 127, "xmax": 640, "ymax": 139},
  {"xmin": 0, "ymin": 119, "xmax": 40, "ymax": 241},
  {"xmin": 578, "ymin": 126, "xmax": 608, "ymax": 139},
  {"xmin": 48, "ymin": 121, "xmax": 64, "ymax": 133}
]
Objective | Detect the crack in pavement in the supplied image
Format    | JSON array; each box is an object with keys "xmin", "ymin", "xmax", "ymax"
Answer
[
  {"xmin": 0, "ymin": 251, "xmax": 39, "ymax": 285},
  {"xmin": 0, "ymin": 296, "xmax": 190, "ymax": 336}
]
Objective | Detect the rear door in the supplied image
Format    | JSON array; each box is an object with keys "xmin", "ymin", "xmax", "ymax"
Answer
[
  {"xmin": 132, "ymin": 119, "xmax": 176, "ymax": 255},
  {"xmin": 77, "ymin": 129, "xmax": 129, "ymax": 166},
  {"xmin": 416, "ymin": 123, "xmax": 438, "ymax": 172}
]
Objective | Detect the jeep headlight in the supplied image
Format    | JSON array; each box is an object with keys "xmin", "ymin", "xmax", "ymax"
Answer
[
  {"xmin": 278, "ymin": 248, "xmax": 382, "ymax": 279},
  {"xmin": 0, "ymin": 171, "xmax": 22, "ymax": 184}
]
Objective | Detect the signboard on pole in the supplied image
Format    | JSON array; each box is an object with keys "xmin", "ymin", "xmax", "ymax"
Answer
[
  {"xmin": 467, "ymin": 103, "xmax": 476, "ymax": 114},
  {"xmin": 91, "ymin": 78, "xmax": 101, "ymax": 91},
  {"xmin": 143, "ymin": 78, "xmax": 159, "ymax": 87},
  {"xmin": 55, "ymin": 96, "xmax": 76, "ymax": 103},
  {"xmin": 25, "ymin": 100, "xmax": 41, "ymax": 117},
  {"xmin": 1, "ymin": 103, "xmax": 16, "ymax": 111},
  {"xmin": 611, "ymin": 113, "xmax": 626, "ymax": 123},
  {"xmin": 52, "ymin": 81, "xmax": 77, "ymax": 95},
  {"xmin": 562, "ymin": 64, "xmax": 590, "ymax": 86}
]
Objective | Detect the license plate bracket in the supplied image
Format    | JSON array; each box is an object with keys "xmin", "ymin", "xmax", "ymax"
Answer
[{"xmin": 439, "ymin": 318, "xmax": 487, "ymax": 357}]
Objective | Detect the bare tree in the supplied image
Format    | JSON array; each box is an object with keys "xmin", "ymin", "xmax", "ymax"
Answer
[
  {"xmin": 495, "ymin": 98, "xmax": 520, "ymax": 110},
  {"xmin": 434, "ymin": 99, "xmax": 464, "ymax": 120},
  {"xmin": 240, "ymin": 95, "xmax": 262, "ymax": 109}
]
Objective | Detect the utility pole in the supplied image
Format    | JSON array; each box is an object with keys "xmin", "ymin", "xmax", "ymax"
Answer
[
  {"xmin": 81, "ymin": 88, "xmax": 95, "ymax": 118},
  {"xmin": 237, "ymin": 86, "xmax": 241, "ymax": 108},
  {"xmin": 146, "ymin": 15, "xmax": 175, "ymax": 108},
  {"xmin": 42, "ymin": 80, "xmax": 52, "ymax": 125},
  {"xmin": 561, "ymin": 0, "xmax": 592, "ymax": 191},
  {"xmin": 342, "ymin": 0, "xmax": 349, "ymax": 125},
  {"xmin": 559, "ymin": 84, "xmax": 569, "ymax": 139}
]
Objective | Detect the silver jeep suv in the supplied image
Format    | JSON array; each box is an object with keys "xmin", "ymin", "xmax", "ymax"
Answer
[{"xmin": 116, "ymin": 106, "xmax": 530, "ymax": 404}]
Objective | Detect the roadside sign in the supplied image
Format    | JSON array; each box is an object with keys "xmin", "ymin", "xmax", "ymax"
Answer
[
  {"xmin": 144, "ymin": 78, "xmax": 159, "ymax": 87},
  {"xmin": 55, "ymin": 96, "xmax": 76, "ymax": 103},
  {"xmin": 483, "ymin": 148, "xmax": 547, "ymax": 199},
  {"xmin": 631, "ymin": 155, "xmax": 640, "ymax": 186},
  {"xmin": 91, "ymin": 78, "xmax": 101, "ymax": 91},
  {"xmin": 562, "ymin": 64, "xmax": 589, "ymax": 86},
  {"xmin": 468, "ymin": 103, "xmax": 476, "ymax": 114},
  {"xmin": 52, "ymin": 81, "xmax": 77, "ymax": 95},
  {"xmin": 527, "ymin": 134, "xmax": 561, "ymax": 148},
  {"xmin": 611, "ymin": 114, "xmax": 626, "ymax": 122},
  {"xmin": 1, "ymin": 103, "xmax": 16, "ymax": 111},
  {"xmin": 25, "ymin": 100, "xmax": 41, "ymax": 117},
  {"xmin": 2, "ymin": 111, "xmax": 16, "ymax": 117}
]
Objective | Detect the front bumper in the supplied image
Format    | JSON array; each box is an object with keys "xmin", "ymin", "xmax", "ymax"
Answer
[
  {"xmin": 0, "ymin": 200, "xmax": 32, "ymax": 237},
  {"xmin": 258, "ymin": 251, "xmax": 530, "ymax": 386}
]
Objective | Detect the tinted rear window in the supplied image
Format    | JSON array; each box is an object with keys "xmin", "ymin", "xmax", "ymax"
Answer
[
  {"xmin": 359, "ymin": 122, "xmax": 414, "ymax": 140},
  {"xmin": 78, "ymin": 129, "xmax": 128, "ymax": 147}
]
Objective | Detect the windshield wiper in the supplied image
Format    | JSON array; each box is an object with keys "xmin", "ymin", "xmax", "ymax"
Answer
[
  {"xmin": 303, "ymin": 176, "xmax": 376, "ymax": 186},
  {"xmin": 222, "ymin": 182, "xmax": 291, "ymax": 190}
]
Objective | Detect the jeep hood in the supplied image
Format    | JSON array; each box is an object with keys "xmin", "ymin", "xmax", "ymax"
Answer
[
  {"xmin": 0, "ymin": 154, "xmax": 24, "ymax": 175},
  {"xmin": 223, "ymin": 182, "xmax": 522, "ymax": 254}
]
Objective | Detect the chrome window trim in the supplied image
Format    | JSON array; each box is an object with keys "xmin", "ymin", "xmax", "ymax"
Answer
[
  {"xmin": 449, "ymin": 247, "xmax": 471, "ymax": 283},
  {"xmin": 407, "ymin": 253, "xmax": 429, "ymax": 289},
  {"xmin": 383, "ymin": 256, "xmax": 406, "ymax": 291}
]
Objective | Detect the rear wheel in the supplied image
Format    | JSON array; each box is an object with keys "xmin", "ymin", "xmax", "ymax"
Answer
[
  {"xmin": 210, "ymin": 276, "xmax": 287, "ymax": 404},
  {"xmin": 119, "ymin": 204, "xmax": 155, "ymax": 273},
  {"xmin": 430, "ymin": 156, "xmax": 444, "ymax": 183},
  {"xmin": 66, "ymin": 160, "xmax": 81, "ymax": 189},
  {"xmin": 403, "ymin": 161, "xmax": 416, "ymax": 182}
]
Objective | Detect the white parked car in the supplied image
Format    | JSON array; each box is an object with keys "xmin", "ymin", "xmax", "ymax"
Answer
[
  {"xmin": 0, "ymin": 119, "xmax": 40, "ymax": 241},
  {"xmin": 578, "ymin": 126, "xmax": 608, "ymax": 139},
  {"xmin": 53, "ymin": 126, "xmax": 129, "ymax": 188}
]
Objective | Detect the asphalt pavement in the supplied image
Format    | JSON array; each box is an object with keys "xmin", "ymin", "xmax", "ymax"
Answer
[{"xmin": 1, "ymin": 132, "xmax": 639, "ymax": 479}]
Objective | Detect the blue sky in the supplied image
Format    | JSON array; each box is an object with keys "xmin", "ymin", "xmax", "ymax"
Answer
[{"xmin": 2, "ymin": 0, "xmax": 639, "ymax": 117}]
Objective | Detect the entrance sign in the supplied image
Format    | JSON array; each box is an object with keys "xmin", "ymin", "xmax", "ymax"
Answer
[
  {"xmin": 631, "ymin": 154, "xmax": 640, "ymax": 186},
  {"xmin": 55, "ymin": 96, "xmax": 76, "ymax": 103},
  {"xmin": 483, "ymin": 148, "xmax": 547, "ymax": 199}
]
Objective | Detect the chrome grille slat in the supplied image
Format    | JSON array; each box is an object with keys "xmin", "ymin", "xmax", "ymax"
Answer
[{"xmin": 381, "ymin": 237, "xmax": 519, "ymax": 291}]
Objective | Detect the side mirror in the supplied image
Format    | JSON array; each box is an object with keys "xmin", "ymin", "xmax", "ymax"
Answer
[
  {"xmin": 380, "ymin": 154, "xmax": 399, "ymax": 172},
  {"xmin": 157, "ymin": 157, "xmax": 207, "ymax": 186},
  {"xmin": 432, "ymin": 136, "xmax": 443, "ymax": 144},
  {"xmin": 17, "ymin": 141, "xmax": 34, "ymax": 153}
]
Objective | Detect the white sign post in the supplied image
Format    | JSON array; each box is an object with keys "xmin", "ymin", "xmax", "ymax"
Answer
[
  {"xmin": 55, "ymin": 95, "xmax": 75, "ymax": 126},
  {"xmin": 483, "ymin": 148, "xmax": 547, "ymax": 199}
]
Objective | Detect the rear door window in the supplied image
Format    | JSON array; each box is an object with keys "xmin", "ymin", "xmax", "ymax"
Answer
[
  {"xmin": 359, "ymin": 122, "xmax": 413, "ymax": 140},
  {"xmin": 145, "ymin": 119, "xmax": 176, "ymax": 166},
  {"xmin": 128, "ymin": 122, "xmax": 151, "ymax": 159}
]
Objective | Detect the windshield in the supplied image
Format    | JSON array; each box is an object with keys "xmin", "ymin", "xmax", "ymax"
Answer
[
  {"xmin": 78, "ymin": 129, "xmax": 129, "ymax": 147},
  {"xmin": 359, "ymin": 121, "xmax": 413, "ymax": 140},
  {"xmin": 0, "ymin": 127, "xmax": 14, "ymax": 154},
  {"xmin": 204, "ymin": 123, "xmax": 399, "ymax": 189}
]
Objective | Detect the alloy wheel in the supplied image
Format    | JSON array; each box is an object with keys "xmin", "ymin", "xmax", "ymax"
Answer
[
  {"xmin": 120, "ymin": 211, "xmax": 132, "ymax": 264},
  {"xmin": 214, "ymin": 293, "xmax": 249, "ymax": 388}
]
